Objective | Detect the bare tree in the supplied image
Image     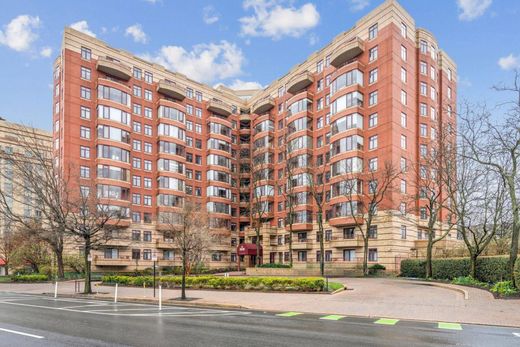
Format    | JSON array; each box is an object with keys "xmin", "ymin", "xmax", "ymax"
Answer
[
  {"xmin": 340, "ymin": 161, "xmax": 401, "ymax": 276},
  {"xmin": 162, "ymin": 200, "xmax": 212, "ymax": 300},
  {"xmin": 460, "ymin": 71, "xmax": 520, "ymax": 284},
  {"xmin": 65, "ymin": 183, "xmax": 123, "ymax": 294},
  {"xmin": 0, "ymin": 127, "xmax": 68, "ymax": 278},
  {"xmin": 10, "ymin": 230, "xmax": 50, "ymax": 274},
  {"xmin": 0, "ymin": 227, "xmax": 18, "ymax": 276},
  {"xmin": 250, "ymin": 158, "xmax": 273, "ymax": 266},
  {"xmin": 306, "ymin": 157, "xmax": 328, "ymax": 276},
  {"xmin": 444, "ymin": 139, "xmax": 508, "ymax": 278}
]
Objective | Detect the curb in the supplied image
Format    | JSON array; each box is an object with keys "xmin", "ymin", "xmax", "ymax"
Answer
[{"xmin": 400, "ymin": 279, "xmax": 469, "ymax": 300}]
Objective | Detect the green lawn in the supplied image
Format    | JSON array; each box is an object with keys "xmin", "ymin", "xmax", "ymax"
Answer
[
  {"xmin": 0, "ymin": 276, "xmax": 12, "ymax": 283},
  {"xmin": 325, "ymin": 282, "xmax": 345, "ymax": 292}
]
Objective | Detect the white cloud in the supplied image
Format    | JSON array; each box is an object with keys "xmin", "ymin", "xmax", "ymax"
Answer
[
  {"xmin": 228, "ymin": 79, "xmax": 264, "ymax": 90},
  {"xmin": 498, "ymin": 54, "xmax": 520, "ymax": 70},
  {"xmin": 143, "ymin": 0, "xmax": 161, "ymax": 4},
  {"xmin": 0, "ymin": 15, "xmax": 41, "ymax": 52},
  {"xmin": 239, "ymin": 0, "xmax": 320, "ymax": 40},
  {"xmin": 203, "ymin": 6, "xmax": 220, "ymax": 24},
  {"xmin": 308, "ymin": 33, "xmax": 319, "ymax": 46},
  {"xmin": 40, "ymin": 46, "xmax": 52, "ymax": 58},
  {"xmin": 141, "ymin": 41, "xmax": 244, "ymax": 84},
  {"xmin": 70, "ymin": 20, "xmax": 96, "ymax": 37},
  {"xmin": 457, "ymin": 0, "xmax": 492, "ymax": 21},
  {"xmin": 125, "ymin": 24, "xmax": 148, "ymax": 44},
  {"xmin": 349, "ymin": 0, "xmax": 370, "ymax": 12}
]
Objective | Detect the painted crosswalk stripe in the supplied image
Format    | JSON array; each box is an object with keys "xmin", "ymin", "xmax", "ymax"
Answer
[
  {"xmin": 438, "ymin": 322, "xmax": 462, "ymax": 330},
  {"xmin": 512, "ymin": 333, "xmax": 520, "ymax": 337},
  {"xmin": 320, "ymin": 315, "xmax": 346, "ymax": 321},
  {"xmin": 374, "ymin": 318, "xmax": 399, "ymax": 325},
  {"xmin": 276, "ymin": 312, "xmax": 302, "ymax": 317}
]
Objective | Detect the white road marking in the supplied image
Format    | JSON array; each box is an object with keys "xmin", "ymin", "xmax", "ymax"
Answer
[
  {"xmin": 513, "ymin": 332, "xmax": 520, "ymax": 337},
  {"xmin": 0, "ymin": 327, "xmax": 44, "ymax": 339}
]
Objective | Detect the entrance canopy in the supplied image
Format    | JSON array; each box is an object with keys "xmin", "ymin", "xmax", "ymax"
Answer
[{"xmin": 237, "ymin": 243, "xmax": 262, "ymax": 256}]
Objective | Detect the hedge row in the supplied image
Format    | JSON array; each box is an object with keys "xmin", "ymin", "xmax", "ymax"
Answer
[
  {"xmin": 12, "ymin": 274, "xmax": 49, "ymax": 282},
  {"xmin": 102, "ymin": 275, "xmax": 325, "ymax": 292},
  {"xmin": 257, "ymin": 263, "xmax": 291, "ymax": 269},
  {"xmin": 400, "ymin": 256, "xmax": 510, "ymax": 283}
]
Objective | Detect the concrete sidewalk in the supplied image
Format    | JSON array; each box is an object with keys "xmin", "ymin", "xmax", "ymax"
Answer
[{"xmin": 1, "ymin": 277, "xmax": 519, "ymax": 327}]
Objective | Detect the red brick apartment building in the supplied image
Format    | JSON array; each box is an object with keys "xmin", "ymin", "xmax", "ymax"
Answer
[{"xmin": 52, "ymin": 0, "xmax": 458, "ymax": 273}]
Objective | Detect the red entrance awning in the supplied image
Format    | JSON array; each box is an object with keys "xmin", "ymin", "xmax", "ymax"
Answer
[
  {"xmin": 0, "ymin": 259, "xmax": 6, "ymax": 266},
  {"xmin": 237, "ymin": 243, "xmax": 262, "ymax": 256}
]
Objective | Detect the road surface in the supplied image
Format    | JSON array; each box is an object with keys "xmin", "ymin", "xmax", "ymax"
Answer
[{"xmin": 0, "ymin": 292, "xmax": 518, "ymax": 346}]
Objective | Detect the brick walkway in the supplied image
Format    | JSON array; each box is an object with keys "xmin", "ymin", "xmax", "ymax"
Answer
[{"xmin": 1, "ymin": 277, "xmax": 519, "ymax": 327}]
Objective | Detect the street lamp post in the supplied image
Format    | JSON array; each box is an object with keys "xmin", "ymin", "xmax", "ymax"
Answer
[{"xmin": 152, "ymin": 253, "xmax": 158, "ymax": 298}]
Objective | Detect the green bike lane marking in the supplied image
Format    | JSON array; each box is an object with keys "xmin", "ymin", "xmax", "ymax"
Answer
[
  {"xmin": 276, "ymin": 312, "xmax": 303, "ymax": 317},
  {"xmin": 374, "ymin": 318, "xmax": 399, "ymax": 325},
  {"xmin": 438, "ymin": 322, "xmax": 463, "ymax": 331},
  {"xmin": 319, "ymin": 315, "xmax": 346, "ymax": 321}
]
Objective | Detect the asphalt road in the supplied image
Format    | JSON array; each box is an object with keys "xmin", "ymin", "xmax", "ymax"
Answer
[{"xmin": 0, "ymin": 292, "xmax": 518, "ymax": 346}]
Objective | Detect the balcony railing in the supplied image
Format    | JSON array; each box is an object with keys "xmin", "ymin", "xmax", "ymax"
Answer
[
  {"xmin": 157, "ymin": 79, "xmax": 185, "ymax": 100},
  {"xmin": 330, "ymin": 37, "xmax": 364, "ymax": 68},
  {"xmin": 96, "ymin": 56, "xmax": 132, "ymax": 81},
  {"xmin": 252, "ymin": 97, "xmax": 275, "ymax": 115},
  {"xmin": 286, "ymin": 71, "xmax": 313, "ymax": 94},
  {"xmin": 207, "ymin": 100, "xmax": 232, "ymax": 116}
]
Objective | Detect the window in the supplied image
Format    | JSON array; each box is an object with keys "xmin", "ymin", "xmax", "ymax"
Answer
[
  {"xmin": 369, "ymin": 68, "xmax": 378, "ymax": 84},
  {"xmin": 448, "ymin": 87, "xmax": 452, "ymax": 100},
  {"xmin": 400, "ymin": 157, "xmax": 407, "ymax": 171},
  {"xmin": 420, "ymin": 124, "xmax": 427, "ymax": 137},
  {"xmin": 80, "ymin": 166, "xmax": 90, "ymax": 178},
  {"xmin": 144, "ymin": 142, "xmax": 152, "ymax": 153},
  {"xmin": 401, "ymin": 225, "xmax": 407, "ymax": 239},
  {"xmin": 400, "ymin": 112, "xmax": 407, "ymax": 127},
  {"xmin": 431, "ymin": 107, "xmax": 436, "ymax": 121},
  {"xmin": 430, "ymin": 66, "xmax": 436, "ymax": 81},
  {"xmin": 133, "ymin": 67, "xmax": 142, "ymax": 79},
  {"xmin": 316, "ymin": 60, "xmax": 323, "ymax": 73},
  {"xmin": 144, "ymin": 195, "xmax": 152, "ymax": 206},
  {"xmin": 132, "ymin": 193, "xmax": 141, "ymax": 205},
  {"xmin": 368, "ymin": 23, "xmax": 378, "ymax": 40},
  {"xmin": 401, "ymin": 67, "xmax": 407, "ymax": 83},
  {"xmin": 400, "ymin": 22, "xmax": 407, "ymax": 37},
  {"xmin": 400, "ymin": 135, "xmax": 407, "ymax": 149},
  {"xmin": 317, "ymin": 98, "xmax": 323, "ymax": 111},
  {"xmin": 420, "ymin": 40, "xmax": 428, "ymax": 54},
  {"xmin": 80, "ymin": 106, "xmax": 91, "ymax": 120},
  {"xmin": 400, "ymin": 90, "xmax": 407, "ymax": 105},
  {"xmin": 133, "ymin": 121, "xmax": 142, "ymax": 133},
  {"xmin": 369, "ymin": 113, "xmax": 377, "ymax": 128},
  {"xmin": 343, "ymin": 249, "xmax": 356, "ymax": 261},
  {"xmin": 297, "ymin": 251, "xmax": 307, "ymax": 262},
  {"xmin": 448, "ymin": 68, "xmax": 453, "ymax": 81},
  {"xmin": 81, "ymin": 46, "xmax": 91, "ymax": 60},
  {"xmin": 369, "ymin": 91, "xmax": 378, "ymax": 106},
  {"xmin": 195, "ymin": 124, "xmax": 202, "ymax": 133},
  {"xmin": 186, "ymin": 105, "xmax": 193, "ymax": 114},
  {"xmin": 196, "ymin": 91, "xmax": 202, "ymax": 102},
  {"xmin": 368, "ymin": 226, "xmax": 377, "ymax": 239},
  {"xmin": 80, "ymin": 146, "xmax": 90, "ymax": 159},
  {"xmin": 420, "ymin": 61, "xmax": 427, "ymax": 75},
  {"xmin": 368, "ymin": 248, "xmax": 378, "ymax": 261},
  {"xmin": 144, "ymin": 160, "xmax": 152, "ymax": 171},
  {"xmin": 133, "ymin": 103, "xmax": 141, "ymax": 115},
  {"xmin": 369, "ymin": 157, "xmax": 378, "ymax": 171},
  {"xmin": 400, "ymin": 202, "xmax": 406, "ymax": 215},
  {"xmin": 420, "ymin": 144, "xmax": 427, "ymax": 157},
  {"xmin": 420, "ymin": 207, "xmax": 427, "ymax": 220},
  {"xmin": 368, "ymin": 135, "xmax": 378, "ymax": 150},
  {"xmin": 144, "ymin": 107, "xmax": 152, "ymax": 119},
  {"xmin": 132, "ymin": 212, "xmax": 141, "ymax": 223},
  {"xmin": 80, "ymin": 86, "xmax": 91, "ymax": 100},
  {"xmin": 144, "ymin": 125, "xmax": 152, "ymax": 136},
  {"xmin": 133, "ymin": 175, "xmax": 141, "ymax": 187},
  {"xmin": 133, "ymin": 85, "xmax": 142, "ymax": 97},
  {"xmin": 400, "ymin": 179, "xmax": 407, "ymax": 194},
  {"xmin": 81, "ymin": 66, "xmax": 91, "ymax": 80},
  {"xmin": 420, "ymin": 82, "xmax": 427, "ymax": 96},
  {"xmin": 420, "ymin": 103, "xmax": 427, "ymax": 116},
  {"xmin": 133, "ymin": 140, "xmax": 142, "ymax": 151},
  {"xmin": 369, "ymin": 46, "xmax": 378, "ymax": 62},
  {"xmin": 80, "ymin": 126, "xmax": 90, "ymax": 139},
  {"xmin": 144, "ymin": 71, "xmax": 153, "ymax": 84},
  {"xmin": 144, "ymin": 89, "xmax": 152, "ymax": 101},
  {"xmin": 195, "ymin": 108, "xmax": 202, "ymax": 118},
  {"xmin": 431, "ymin": 127, "xmax": 437, "ymax": 140},
  {"xmin": 132, "ymin": 249, "xmax": 140, "ymax": 260},
  {"xmin": 431, "ymin": 87, "xmax": 436, "ymax": 100},
  {"xmin": 133, "ymin": 158, "xmax": 141, "ymax": 169},
  {"xmin": 401, "ymin": 45, "xmax": 407, "ymax": 60},
  {"xmin": 143, "ymin": 249, "xmax": 152, "ymax": 259}
]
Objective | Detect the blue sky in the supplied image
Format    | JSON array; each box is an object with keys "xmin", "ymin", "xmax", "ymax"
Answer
[{"xmin": 0, "ymin": 0, "xmax": 519, "ymax": 131}]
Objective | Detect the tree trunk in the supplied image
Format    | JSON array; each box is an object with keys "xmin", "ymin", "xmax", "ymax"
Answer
[
  {"xmin": 83, "ymin": 238, "xmax": 92, "ymax": 294},
  {"xmin": 509, "ymin": 188, "xmax": 519, "ymax": 285},
  {"xmin": 255, "ymin": 222, "xmax": 261, "ymax": 266},
  {"xmin": 56, "ymin": 249, "xmax": 65, "ymax": 279},
  {"xmin": 426, "ymin": 235, "xmax": 433, "ymax": 278},
  {"xmin": 288, "ymin": 222, "xmax": 293, "ymax": 267},
  {"xmin": 4, "ymin": 265, "xmax": 8, "ymax": 276},
  {"xmin": 181, "ymin": 250, "xmax": 187, "ymax": 300},
  {"xmin": 470, "ymin": 253, "xmax": 478, "ymax": 279},
  {"xmin": 317, "ymin": 212, "xmax": 324, "ymax": 277},
  {"xmin": 363, "ymin": 236, "xmax": 369, "ymax": 277}
]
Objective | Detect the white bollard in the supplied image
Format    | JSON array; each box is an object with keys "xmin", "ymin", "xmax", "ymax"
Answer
[
  {"xmin": 158, "ymin": 285, "xmax": 162, "ymax": 311},
  {"xmin": 54, "ymin": 281, "xmax": 58, "ymax": 298},
  {"xmin": 114, "ymin": 283, "xmax": 118, "ymax": 303}
]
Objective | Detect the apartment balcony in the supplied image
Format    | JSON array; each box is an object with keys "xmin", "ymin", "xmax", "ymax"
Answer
[
  {"xmin": 96, "ymin": 56, "xmax": 132, "ymax": 81},
  {"xmin": 207, "ymin": 100, "xmax": 232, "ymax": 116},
  {"xmin": 330, "ymin": 37, "xmax": 364, "ymax": 68},
  {"xmin": 286, "ymin": 71, "xmax": 313, "ymax": 94},
  {"xmin": 211, "ymin": 243, "xmax": 231, "ymax": 251},
  {"xmin": 104, "ymin": 237, "xmax": 131, "ymax": 247},
  {"xmin": 157, "ymin": 80, "xmax": 185, "ymax": 101},
  {"xmin": 292, "ymin": 240, "xmax": 314, "ymax": 250},
  {"xmin": 156, "ymin": 239, "xmax": 175, "ymax": 249},
  {"xmin": 252, "ymin": 97, "xmax": 275, "ymax": 115},
  {"xmin": 331, "ymin": 235, "xmax": 364, "ymax": 248},
  {"xmin": 93, "ymin": 255, "xmax": 131, "ymax": 267}
]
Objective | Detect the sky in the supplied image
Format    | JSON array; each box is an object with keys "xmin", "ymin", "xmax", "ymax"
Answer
[{"xmin": 0, "ymin": 0, "xmax": 519, "ymax": 131}]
